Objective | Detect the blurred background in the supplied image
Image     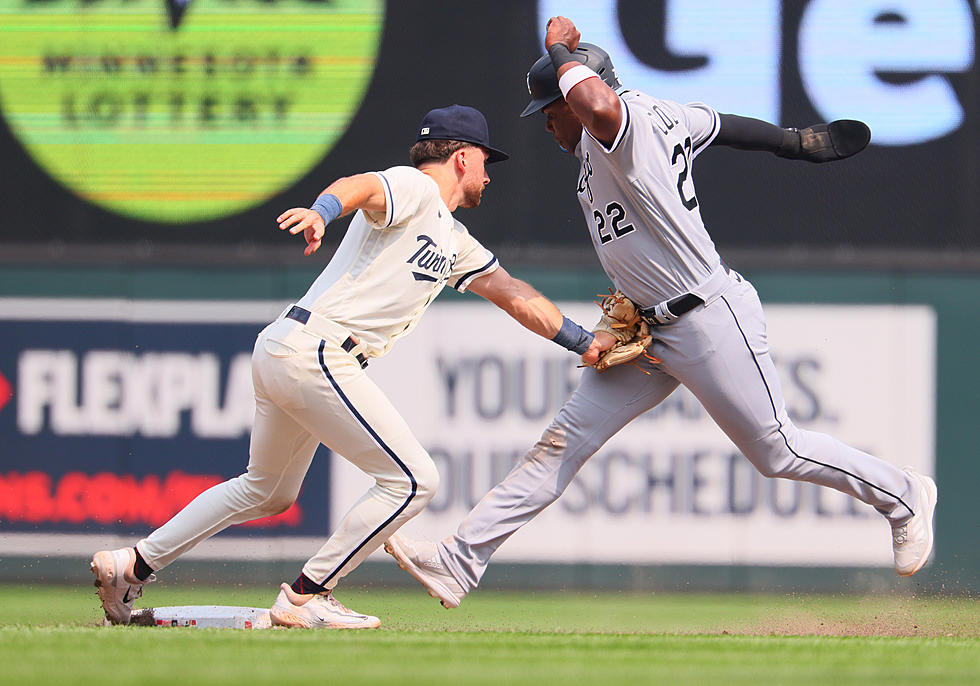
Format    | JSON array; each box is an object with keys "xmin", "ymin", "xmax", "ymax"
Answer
[{"xmin": 0, "ymin": 0, "xmax": 977, "ymax": 595}]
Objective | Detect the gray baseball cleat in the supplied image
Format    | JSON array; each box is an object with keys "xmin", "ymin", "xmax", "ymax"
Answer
[
  {"xmin": 90, "ymin": 547, "xmax": 155, "ymax": 625},
  {"xmin": 891, "ymin": 468, "xmax": 938, "ymax": 577},
  {"xmin": 384, "ymin": 533, "xmax": 466, "ymax": 609},
  {"xmin": 269, "ymin": 584, "xmax": 380, "ymax": 629}
]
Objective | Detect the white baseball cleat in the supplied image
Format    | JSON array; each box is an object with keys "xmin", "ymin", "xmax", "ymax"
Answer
[
  {"xmin": 90, "ymin": 547, "xmax": 155, "ymax": 625},
  {"xmin": 269, "ymin": 584, "xmax": 380, "ymax": 629},
  {"xmin": 892, "ymin": 468, "xmax": 938, "ymax": 577},
  {"xmin": 384, "ymin": 534, "xmax": 466, "ymax": 609}
]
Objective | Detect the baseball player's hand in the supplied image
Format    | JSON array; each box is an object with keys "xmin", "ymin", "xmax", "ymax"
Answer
[
  {"xmin": 585, "ymin": 289, "xmax": 659, "ymax": 372},
  {"xmin": 581, "ymin": 331, "xmax": 617, "ymax": 366},
  {"xmin": 545, "ymin": 16, "xmax": 580, "ymax": 52},
  {"xmin": 277, "ymin": 208, "xmax": 326, "ymax": 256}
]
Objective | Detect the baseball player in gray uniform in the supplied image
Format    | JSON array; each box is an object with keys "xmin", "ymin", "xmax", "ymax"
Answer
[
  {"xmin": 90, "ymin": 104, "xmax": 603, "ymax": 628},
  {"xmin": 385, "ymin": 17, "xmax": 939, "ymax": 608}
]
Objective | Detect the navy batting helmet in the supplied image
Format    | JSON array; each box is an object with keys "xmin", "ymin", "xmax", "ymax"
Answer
[{"xmin": 520, "ymin": 43, "xmax": 621, "ymax": 118}]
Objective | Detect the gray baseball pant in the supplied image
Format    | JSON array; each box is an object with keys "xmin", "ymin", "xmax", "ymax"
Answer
[{"xmin": 439, "ymin": 273, "xmax": 919, "ymax": 592}]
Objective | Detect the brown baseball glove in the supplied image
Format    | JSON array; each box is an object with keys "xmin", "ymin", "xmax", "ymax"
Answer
[{"xmin": 590, "ymin": 289, "xmax": 658, "ymax": 372}]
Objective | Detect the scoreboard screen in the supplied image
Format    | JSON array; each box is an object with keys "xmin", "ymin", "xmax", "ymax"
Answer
[{"xmin": 1, "ymin": 1, "xmax": 977, "ymax": 251}]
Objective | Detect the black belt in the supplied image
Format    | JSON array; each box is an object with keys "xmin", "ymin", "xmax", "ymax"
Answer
[
  {"xmin": 664, "ymin": 293, "xmax": 704, "ymax": 316},
  {"xmin": 639, "ymin": 293, "xmax": 705, "ymax": 325},
  {"xmin": 285, "ymin": 306, "xmax": 368, "ymax": 369}
]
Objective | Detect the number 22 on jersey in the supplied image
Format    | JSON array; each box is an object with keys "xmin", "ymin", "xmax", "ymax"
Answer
[
  {"xmin": 579, "ymin": 153, "xmax": 636, "ymax": 245},
  {"xmin": 672, "ymin": 136, "xmax": 698, "ymax": 211},
  {"xmin": 593, "ymin": 201, "xmax": 635, "ymax": 244}
]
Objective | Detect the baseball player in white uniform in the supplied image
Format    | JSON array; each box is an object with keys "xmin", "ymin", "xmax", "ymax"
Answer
[
  {"xmin": 90, "ymin": 104, "xmax": 603, "ymax": 628},
  {"xmin": 385, "ymin": 18, "xmax": 939, "ymax": 608}
]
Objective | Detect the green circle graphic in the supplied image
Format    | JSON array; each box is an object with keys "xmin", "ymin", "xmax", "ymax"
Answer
[{"xmin": 0, "ymin": 0, "xmax": 384, "ymax": 223}]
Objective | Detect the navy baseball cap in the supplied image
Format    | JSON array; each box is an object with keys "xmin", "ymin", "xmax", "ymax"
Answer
[{"xmin": 416, "ymin": 105, "xmax": 509, "ymax": 163}]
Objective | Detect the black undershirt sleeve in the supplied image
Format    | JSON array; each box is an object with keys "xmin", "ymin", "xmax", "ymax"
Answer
[{"xmin": 711, "ymin": 113, "xmax": 800, "ymax": 157}]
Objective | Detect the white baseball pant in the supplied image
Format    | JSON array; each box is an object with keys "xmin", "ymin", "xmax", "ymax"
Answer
[
  {"xmin": 137, "ymin": 313, "xmax": 438, "ymax": 588},
  {"xmin": 440, "ymin": 271, "xmax": 920, "ymax": 592}
]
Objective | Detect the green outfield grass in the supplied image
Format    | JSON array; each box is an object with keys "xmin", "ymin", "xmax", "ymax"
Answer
[{"xmin": 0, "ymin": 584, "xmax": 977, "ymax": 685}]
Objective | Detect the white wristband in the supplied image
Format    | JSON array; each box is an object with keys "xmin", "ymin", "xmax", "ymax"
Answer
[{"xmin": 558, "ymin": 64, "xmax": 599, "ymax": 98}]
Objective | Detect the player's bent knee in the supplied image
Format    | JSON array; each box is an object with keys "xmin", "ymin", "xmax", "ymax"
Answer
[
  {"xmin": 527, "ymin": 422, "xmax": 568, "ymax": 461},
  {"xmin": 240, "ymin": 484, "xmax": 296, "ymax": 517},
  {"xmin": 742, "ymin": 433, "xmax": 801, "ymax": 479},
  {"xmin": 410, "ymin": 457, "xmax": 440, "ymax": 506},
  {"xmin": 232, "ymin": 475, "xmax": 272, "ymax": 505},
  {"xmin": 376, "ymin": 452, "xmax": 440, "ymax": 505},
  {"xmin": 752, "ymin": 457, "xmax": 796, "ymax": 479},
  {"xmin": 260, "ymin": 494, "xmax": 297, "ymax": 517},
  {"xmin": 234, "ymin": 473, "xmax": 299, "ymax": 515}
]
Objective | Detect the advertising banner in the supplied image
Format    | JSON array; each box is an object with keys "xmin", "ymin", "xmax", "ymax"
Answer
[
  {"xmin": 0, "ymin": 298, "xmax": 936, "ymax": 567},
  {"xmin": 0, "ymin": 299, "xmax": 332, "ymax": 554}
]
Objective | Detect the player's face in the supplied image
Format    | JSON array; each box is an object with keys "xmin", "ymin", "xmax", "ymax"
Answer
[
  {"xmin": 459, "ymin": 148, "xmax": 490, "ymax": 208},
  {"xmin": 542, "ymin": 100, "xmax": 583, "ymax": 153}
]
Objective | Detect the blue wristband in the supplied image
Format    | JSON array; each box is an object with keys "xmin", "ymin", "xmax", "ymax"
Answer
[
  {"xmin": 551, "ymin": 316, "xmax": 595, "ymax": 354},
  {"xmin": 310, "ymin": 193, "xmax": 342, "ymax": 226}
]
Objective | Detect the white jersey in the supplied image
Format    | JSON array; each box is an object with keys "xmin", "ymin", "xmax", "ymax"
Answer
[
  {"xmin": 574, "ymin": 90, "xmax": 723, "ymax": 307},
  {"xmin": 297, "ymin": 165, "xmax": 499, "ymax": 357}
]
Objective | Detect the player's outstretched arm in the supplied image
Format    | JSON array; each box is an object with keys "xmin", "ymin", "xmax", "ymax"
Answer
[
  {"xmin": 468, "ymin": 267, "xmax": 595, "ymax": 356},
  {"xmin": 712, "ymin": 113, "xmax": 871, "ymax": 163},
  {"xmin": 277, "ymin": 173, "xmax": 387, "ymax": 256},
  {"xmin": 468, "ymin": 267, "xmax": 563, "ymax": 339}
]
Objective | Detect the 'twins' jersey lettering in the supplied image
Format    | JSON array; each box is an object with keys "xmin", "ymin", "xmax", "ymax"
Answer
[{"xmin": 407, "ymin": 234, "xmax": 456, "ymax": 283}]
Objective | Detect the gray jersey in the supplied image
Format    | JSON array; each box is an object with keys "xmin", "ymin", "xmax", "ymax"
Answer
[
  {"xmin": 426, "ymin": 67, "xmax": 929, "ymax": 599},
  {"xmin": 575, "ymin": 91, "xmax": 722, "ymax": 307}
]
